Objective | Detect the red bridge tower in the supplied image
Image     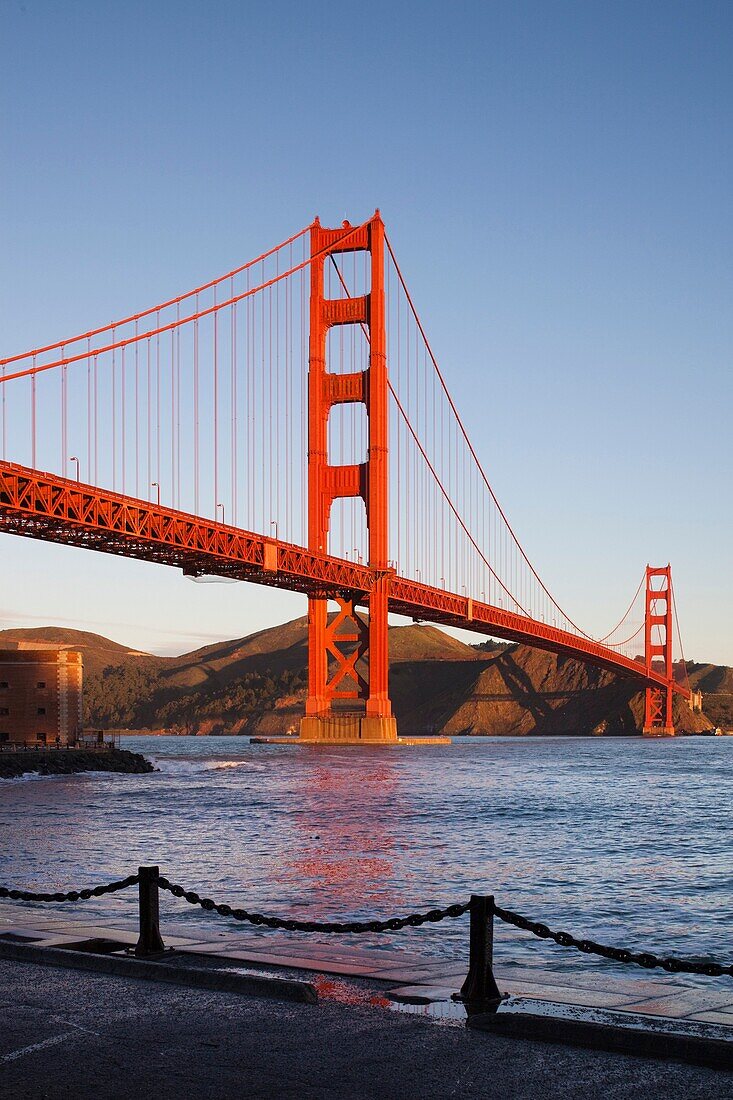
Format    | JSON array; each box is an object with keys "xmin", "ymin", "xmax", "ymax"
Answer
[
  {"xmin": 643, "ymin": 565, "xmax": 675, "ymax": 736},
  {"xmin": 300, "ymin": 213, "xmax": 398, "ymax": 743}
]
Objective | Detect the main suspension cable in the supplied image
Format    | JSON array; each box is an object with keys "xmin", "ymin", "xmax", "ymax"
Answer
[
  {"xmin": 0, "ymin": 226, "xmax": 310, "ymax": 368},
  {"xmin": 0, "ymin": 223, "xmax": 368, "ymax": 385}
]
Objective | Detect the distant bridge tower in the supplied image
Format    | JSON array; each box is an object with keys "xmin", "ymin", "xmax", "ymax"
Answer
[
  {"xmin": 643, "ymin": 565, "xmax": 675, "ymax": 736},
  {"xmin": 300, "ymin": 213, "xmax": 398, "ymax": 743}
]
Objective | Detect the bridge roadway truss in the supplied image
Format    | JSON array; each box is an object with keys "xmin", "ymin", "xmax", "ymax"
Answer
[{"xmin": 0, "ymin": 459, "xmax": 686, "ymax": 705}]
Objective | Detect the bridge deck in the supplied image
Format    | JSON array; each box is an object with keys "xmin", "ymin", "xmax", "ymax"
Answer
[{"xmin": 0, "ymin": 461, "xmax": 686, "ymax": 697}]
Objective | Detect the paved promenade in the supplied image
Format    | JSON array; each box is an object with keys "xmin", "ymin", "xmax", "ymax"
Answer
[
  {"xmin": 2, "ymin": 956, "xmax": 732, "ymax": 1099},
  {"xmin": 2, "ymin": 903, "xmax": 733, "ymax": 1025},
  {"xmin": 1, "ymin": 904, "xmax": 732, "ymax": 1097}
]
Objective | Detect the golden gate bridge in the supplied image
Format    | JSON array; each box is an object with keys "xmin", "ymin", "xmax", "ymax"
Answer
[{"xmin": 0, "ymin": 212, "xmax": 693, "ymax": 740}]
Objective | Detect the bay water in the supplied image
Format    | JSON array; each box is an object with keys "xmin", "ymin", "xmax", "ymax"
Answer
[{"xmin": 1, "ymin": 735, "xmax": 730, "ymax": 985}]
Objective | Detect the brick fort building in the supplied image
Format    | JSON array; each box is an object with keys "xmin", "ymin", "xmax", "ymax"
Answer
[{"xmin": 0, "ymin": 648, "xmax": 83, "ymax": 745}]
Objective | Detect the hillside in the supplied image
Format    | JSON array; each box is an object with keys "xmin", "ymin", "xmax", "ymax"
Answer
[
  {"xmin": 687, "ymin": 663, "xmax": 733, "ymax": 729},
  {"xmin": 0, "ymin": 620, "xmax": 719, "ymax": 736},
  {"xmin": 0, "ymin": 627, "xmax": 145, "ymax": 677}
]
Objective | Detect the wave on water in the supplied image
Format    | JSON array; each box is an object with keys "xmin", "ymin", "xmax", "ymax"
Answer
[
  {"xmin": 155, "ymin": 757, "xmax": 260, "ymax": 774},
  {"xmin": 207, "ymin": 760, "xmax": 256, "ymax": 770},
  {"xmin": 1, "ymin": 771, "xmax": 75, "ymax": 784}
]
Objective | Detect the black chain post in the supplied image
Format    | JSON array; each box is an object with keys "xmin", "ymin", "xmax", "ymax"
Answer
[
  {"xmin": 458, "ymin": 895, "xmax": 503, "ymax": 1012},
  {"xmin": 134, "ymin": 865, "xmax": 165, "ymax": 957}
]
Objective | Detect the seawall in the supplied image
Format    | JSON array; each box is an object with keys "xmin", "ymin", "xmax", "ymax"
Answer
[{"xmin": 0, "ymin": 747, "xmax": 154, "ymax": 779}]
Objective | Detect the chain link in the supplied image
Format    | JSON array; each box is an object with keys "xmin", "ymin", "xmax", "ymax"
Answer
[
  {"xmin": 0, "ymin": 875, "xmax": 139, "ymax": 903},
  {"xmin": 155, "ymin": 876, "xmax": 470, "ymax": 933},
  {"xmin": 492, "ymin": 902, "xmax": 733, "ymax": 978}
]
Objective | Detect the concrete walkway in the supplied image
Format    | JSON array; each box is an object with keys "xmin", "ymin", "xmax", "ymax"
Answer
[
  {"xmin": 1, "ymin": 904, "xmax": 733, "ymax": 1096},
  {"xmin": 2, "ymin": 956, "xmax": 732, "ymax": 1099},
  {"xmin": 2, "ymin": 903, "xmax": 733, "ymax": 1026}
]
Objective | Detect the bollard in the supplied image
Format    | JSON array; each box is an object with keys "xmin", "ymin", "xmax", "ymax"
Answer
[
  {"xmin": 134, "ymin": 865, "xmax": 166, "ymax": 957},
  {"xmin": 458, "ymin": 894, "xmax": 503, "ymax": 1012}
]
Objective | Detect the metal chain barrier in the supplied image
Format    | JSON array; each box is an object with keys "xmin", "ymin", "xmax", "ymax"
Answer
[
  {"xmin": 0, "ymin": 875, "xmax": 139, "ymax": 903},
  {"xmin": 492, "ymin": 902, "xmax": 733, "ymax": 978},
  {"xmin": 155, "ymin": 876, "xmax": 470, "ymax": 933},
  {"xmin": 1, "ymin": 869, "xmax": 732, "ymax": 980}
]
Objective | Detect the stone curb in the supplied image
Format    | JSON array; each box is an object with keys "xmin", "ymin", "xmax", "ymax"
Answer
[
  {"xmin": 0, "ymin": 939, "xmax": 318, "ymax": 1005},
  {"xmin": 468, "ymin": 1005, "xmax": 733, "ymax": 1070}
]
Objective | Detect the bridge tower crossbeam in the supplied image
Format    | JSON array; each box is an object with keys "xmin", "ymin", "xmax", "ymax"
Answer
[{"xmin": 300, "ymin": 213, "xmax": 398, "ymax": 743}]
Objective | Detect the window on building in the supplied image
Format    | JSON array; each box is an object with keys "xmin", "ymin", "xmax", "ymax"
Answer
[
  {"xmin": 37, "ymin": 681, "xmax": 46, "ymax": 689},
  {"xmin": 0, "ymin": 732, "xmax": 8, "ymax": 742},
  {"xmin": 0, "ymin": 708, "xmax": 8, "ymax": 717},
  {"xmin": 37, "ymin": 707, "xmax": 46, "ymax": 715},
  {"xmin": 36, "ymin": 732, "xmax": 46, "ymax": 743},
  {"xmin": 0, "ymin": 682, "xmax": 8, "ymax": 689}
]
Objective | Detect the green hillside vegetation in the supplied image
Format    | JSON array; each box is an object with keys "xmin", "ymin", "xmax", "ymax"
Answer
[{"xmin": 83, "ymin": 663, "xmax": 306, "ymax": 733}]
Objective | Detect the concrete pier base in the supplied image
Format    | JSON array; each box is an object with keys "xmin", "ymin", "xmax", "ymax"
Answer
[
  {"xmin": 251, "ymin": 715, "xmax": 450, "ymax": 746},
  {"xmin": 299, "ymin": 714, "xmax": 398, "ymax": 743}
]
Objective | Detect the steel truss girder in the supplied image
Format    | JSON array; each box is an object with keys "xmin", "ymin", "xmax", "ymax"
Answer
[{"xmin": 0, "ymin": 461, "xmax": 687, "ymax": 701}]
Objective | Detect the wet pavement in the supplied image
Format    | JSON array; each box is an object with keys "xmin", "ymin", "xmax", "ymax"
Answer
[
  {"xmin": 1, "ymin": 904, "xmax": 732, "ymax": 1097},
  {"xmin": 2, "ymin": 953, "xmax": 733, "ymax": 1099}
]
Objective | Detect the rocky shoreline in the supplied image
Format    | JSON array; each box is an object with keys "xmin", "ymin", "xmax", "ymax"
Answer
[{"xmin": 0, "ymin": 748, "xmax": 154, "ymax": 779}]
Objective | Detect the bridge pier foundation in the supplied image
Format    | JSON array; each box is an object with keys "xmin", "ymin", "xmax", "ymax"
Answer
[
  {"xmin": 642, "ymin": 685, "xmax": 675, "ymax": 736},
  {"xmin": 299, "ymin": 714, "xmax": 398, "ymax": 744}
]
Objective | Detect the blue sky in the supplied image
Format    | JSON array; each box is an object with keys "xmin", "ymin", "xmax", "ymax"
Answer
[{"xmin": 1, "ymin": 0, "xmax": 731, "ymax": 663}]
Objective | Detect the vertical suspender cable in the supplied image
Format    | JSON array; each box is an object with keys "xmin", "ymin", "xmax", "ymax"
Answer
[
  {"xmin": 31, "ymin": 356, "xmax": 37, "ymax": 469},
  {"xmin": 155, "ymin": 315, "xmax": 161, "ymax": 500},
  {"xmin": 121, "ymin": 346, "xmax": 127, "ymax": 494},
  {"xmin": 146, "ymin": 339, "xmax": 151, "ymax": 498},
  {"xmin": 61, "ymin": 355, "xmax": 68, "ymax": 477},
  {"xmin": 112, "ymin": 335, "xmax": 117, "ymax": 491},
  {"xmin": 135, "ymin": 321, "xmax": 140, "ymax": 498},
  {"xmin": 94, "ymin": 354, "xmax": 98, "ymax": 485},
  {"xmin": 87, "ymin": 339, "xmax": 92, "ymax": 480},
  {"xmin": 170, "ymin": 328, "xmax": 175, "ymax": 507},
  {"xmin": 194, "ymin": 296, "xmax": 199, "ymax": 515},
  {"xmin": 231, "ymin": 278, "xmax": 237, "ymax": 528},
  {"xmin": 176, "ymin": 303, "xmax": 181, "ymax": 509},
  {"xmin": 285, "ymin": 244, "xmax": 291, "ymax": 541},
  {"xmin": 214, "ymin": 285, "xmax": 219, "ymax": 517}
]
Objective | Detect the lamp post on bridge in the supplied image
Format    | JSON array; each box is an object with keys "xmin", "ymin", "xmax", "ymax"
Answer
[
  {"xmin": 69, "ymin": 456, "xmax": 80, "ymax": 482},
  {"xmin": 216, "ymin": 503, "xmax": 225, "ymax": 524},
  {"xmin": 151, "ymin": 482, "xmax": 160, "ymax": 506}
]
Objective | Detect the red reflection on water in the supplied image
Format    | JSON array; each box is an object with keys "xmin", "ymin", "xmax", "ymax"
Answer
[{"xmin": 283, "ymin": 759, "xmax": 407, "ymax": 912}]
